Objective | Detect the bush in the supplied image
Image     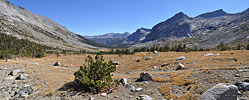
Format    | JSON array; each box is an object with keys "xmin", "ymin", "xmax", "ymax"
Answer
[{"xmin": 74, "ymin": 52, "xmax": 119, "ymax": 93}]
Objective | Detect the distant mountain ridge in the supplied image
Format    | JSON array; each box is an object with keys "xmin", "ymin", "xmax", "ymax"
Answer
[
  {"xmin": 85, "ymin": 32, "xmax": 131, "ymax": 47},
  {"xmin": 87, "ymin": 8, "xmax": 249, "ymax": 49}
]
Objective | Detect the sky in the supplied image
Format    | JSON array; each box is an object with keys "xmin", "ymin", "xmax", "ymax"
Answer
[{"xmin": 8, "ymin": 0, "xmax": 249, "ymax": 36}]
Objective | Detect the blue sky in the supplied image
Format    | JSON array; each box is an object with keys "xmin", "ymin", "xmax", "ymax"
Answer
[{"xmin": 8, "ymin": 0, "xmax": 249, "ymax": 36}]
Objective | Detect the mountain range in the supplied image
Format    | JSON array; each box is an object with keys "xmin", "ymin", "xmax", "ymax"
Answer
[
  {"xmin": 1, "ymin": 0, "xmax": 248, "ymax": 50},
  {"xmin": 88, "ymin": 8, "xmax": 249, "ymax": 49}
]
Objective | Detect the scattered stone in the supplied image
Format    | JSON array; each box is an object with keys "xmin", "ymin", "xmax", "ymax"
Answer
[
  {"xmin": 31, "ymin": 91, "xmax": 40, "ymax": 95},
  {"xmin": 136, "ymin": 88, "xmax": 143, "ymax": 92},
  {"xmin": 89, "ymin": 97, "xmax": 95, "ymax": 100},
  {"xmin": 232, "ymin": 58, "xmax": 237, "ymax": 62},
  {"xmin": 139, "ymin": 95, "xmax": 152, "ymax": 100},
  {"xmin": 113, "ymin": 61, "xmax": 119, "ymax": 65},
  {"xmin": 4, "ymin": 76, "xmax": 15, "ymax": 80},
  {"xmin": 216, "ymin": 53, "xmax": 221, "ymax": 56},
  {"xmin": 6, "ymin": 59, "xmax": 10, "ymax": 62},
  {"xmin": 200, "ymin": 83, "xmax": 238, "ymax": 100},
  {"xmin": 205, "ymin": 53, "xmax": 214, "ymax": 56},
  {"xmin": 15, "ymin": 58, "xmax": 19, "ymax": 60},
  {"xmin": 19, "ymin": 91, "xmax": 29, "ymax": 98},
  {"xmin": 32, "ymin": 62, "xmax": 39, "ymax": 65},
  {"xmin": 125, "ymin": 85, "xmax": 135, "ymax": 92},
  {"xmin": 144, "ymin": 81, "xmax": 148, "ymax": 84},
  {"xmin": 136, "ymin": 59, "xmax": 141, "ymax": 62},
  {"xmin": 100, "ymin": 93, "xmax": 107, "ymax": 97},
  {"xmin": 139, "ymin": 72, "xmax": 154, "ymax": 81},
  {"xmin": 161, "ymin": 63, "xmax": 169, "ymax": 67},
  {"xmin": 235, "ymin": 74, "xmax": 240, "ymax": 77},
  {"xmin": 152, "ymin": 66, "xmax": 157, "ymax": 69},
  {"xmin": 175, "ymin": 56, "xmax": 185, "ymax": 61},
  {"xmin": 238, "ymin": 70, "xmax": 247, "ymax": 72},
  {"xmin": 153, "ymin": 51, "xmax": 158, "ymax": 54},
  {"xmin": 176, "ymin": 62, "xmax": 185, "ymax": 70},
  {"xmin": 16, "ymin": 74, "xmax": 28, "ymax": 80},
  {"xmin": 114, "ymin": 95, "xmax": 119, "ymax": 98},
  {"xmin": 9, "ymin": 69, "xmax": 25, "ymax": 76},
  {"xmin": 120, "ymin": 78, "xmax": 128, "ymax": 86},
  {"xmin": 235, "ymin": 82, "xmax": 249, "ymax": 91},
  {"xmin": 53, "ymin": 62, "xmax": 61, "ymax": 66},
  {"xmin": 145, "ymin": 57, "xmax": 152, "ymax": 60}
]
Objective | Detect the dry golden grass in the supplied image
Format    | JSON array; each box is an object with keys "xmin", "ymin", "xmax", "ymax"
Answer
[
  {"xmin": 0, "ymin": 50, "xmax": 248, "ymax": 96},
  {"xmin": 153, "ymin": 77, "xmax": 170, "ymax": 83}
]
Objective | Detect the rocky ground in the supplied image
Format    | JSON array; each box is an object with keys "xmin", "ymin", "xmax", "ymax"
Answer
[{"xmin": 0, "ymin": 50, "xmax": 249, "ymax": 100}]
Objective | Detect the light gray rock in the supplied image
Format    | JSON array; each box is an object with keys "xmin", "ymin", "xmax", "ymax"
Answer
[
  {"xmin": 120, "ymin": 78, "xmax": 128, "ymax": 86},
  {"xmin": 89, "ymin": 97, "xmax": 95, "ymax": 100},
  {"xmin": 139, "ymin": 95, "xmax": 153, "ymax": 100},
  {"xmin": 200, "ymin": 83, "xmax": 238, "ymax": 100},
  {"xmin": 175, "ymin": 56, "xmax": 185, "ymax": 61},
  {"xmin": 113, "ymin": 61, "xmax": 120, "ymax": 65},
  {"xmin": 176, "ymin": 62, "xmax": 185, "ymax": 70},
  {"xmin": 161, "ymin": 63, "xmax": 169, "ymax": 67},
  {"xmin": 235, "ymin": 82, "xmax": 249, "ymax": 91},
  {"xmin": 19, "ymin": 91, "xmax": 29, "ymax": 98},
  {"xmin": 4, "ymin": 76, "xmax": 15, "ymax": 80},
  {"xmin": 145, "ymin": 56, "xmax": 152, "ymax": 60},
  {"xmin": 9, "ymin": 69, "xmax": 24, "ymax": 76},
  {"xmin": 100, "ymin": 93, "xmax": 107, "ymax": 97},
  {"xmin": 136, "ymin": 88, "xmax": 143, "ymax": 92},
  {"xmin": 153, "ymin": 51, "xmax": 158, "ymax": 54},
  {"xmin": 235, "ymin": 74, "xmax": 240, "ymax": 77},
  {"xmin": 140, "ymin": 72, "xmax": 153, "ymax": 81},
  {"xmin": 125, "ymin": 85, "xmax": 135, "ymax": 92},
  {"xmin": 16, "ymin": 74, "xmax": 28, "ymax": 80},
  {"xmin": 152, "ymin": 66, "xmax": 157, "ymax": 69},
  {"xmin": 53, "ymin": 62, "xmax": 61, "ymax": 66},
  {"xmin": 205, "ymin": 53, "xmax": 214, "ymax": 56},
  {"xmin": 6, "ymin": 59, "xmax": 10, "ymax": 62},
  {"xmin": 114, "ymin": 95, "xmax": 119, "ymax": 98}
]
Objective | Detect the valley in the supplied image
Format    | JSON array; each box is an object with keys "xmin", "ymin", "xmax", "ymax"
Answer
[{"xmin": 0, "ymin": 50, "xmax": 249, "ymax": 99}]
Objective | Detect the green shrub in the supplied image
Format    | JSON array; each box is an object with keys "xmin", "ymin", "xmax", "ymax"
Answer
[{"xmin": 74, "ymin": 52, "xmax": 120, "ymax": 93}]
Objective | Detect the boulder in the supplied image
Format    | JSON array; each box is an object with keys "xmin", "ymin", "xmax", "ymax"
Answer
[
  {"xmin": 175, "ymin": 56, "xmax": 185, "ymax": 61},
  {"xmin": 53, "ymin": 62, "xmax": 61, "ymax": 66},
  {"xmin": 153, "ymin": 51, "xmax": 158, "ymax": 54},
  {"xmin": 139, "ymin": 95, "xmax": 152, "ymax": 100},
  {"xmin": 205, "ymin": 53, "xmax": 214, "ymax": 56},
  {"xmin": 125, "ymin": 85, "xmax": 135, "ymax": 92},
  {"xmin": 136, "ymin": 88, "xmax": 143, "ymax": 92},
  {"xmin": 4, "ymin": 76, "xmax": 15, "ymax": 80},
  {"xmin": 161, "ymin": 63, "xmax": 169, "ymax": 67},
  {"xmin": 152, "ymin": 66, "xmax": 157, "ymax": 69},
  {"xmin": 113, "ymin": 61, "xmax": 119, "ymax": 65},
  {"xmin": 139, "ymin": 72, "xmax": 153, "ymax": 81},
  {"xmin": 145, "ymin": 57, "xmax": 152, "ymax": 60},
  {"xmin": 200, "ymin": 83, "xmax": 238, "ymax": 100},
  {"xmin": 16, "ymin": 74, "xmax": 28, "ymax": 80},
  {"xmin": 176, "ymin": 62, "xmax": 185, "ymax": 70},
  {"xmin": 235, "ymin": 82, "xmax": 249, "ymax": 91},
  {"xmin": 100, "ymin": 93, "xmax": 107, "ymax": 97},
  {"xmin": 136, "ymin": 59, "xmax": 141, "ymax": 62},
  {"xmin": 120, "ymin": 78, "xmax": 128, "ymax": 86},
  {"xmin": 9, "ymin": 69, "xmax": 24, "ymax": 76},
  {"xmin": 19, "ymin": 91, "xmax": 29, "ymax": 98},
  {"xmin": 6, "ymin": 59, "xmax": 10, "ymax": 62}
]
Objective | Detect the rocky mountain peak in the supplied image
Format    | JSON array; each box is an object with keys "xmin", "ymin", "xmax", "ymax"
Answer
[{"xmin": 197, "ymin": 9, "xmax": 229, "ymax": 18}]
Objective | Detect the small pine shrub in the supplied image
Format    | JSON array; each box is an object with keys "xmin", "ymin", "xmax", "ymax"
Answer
[{"xmin": 74, "ymin": 52, "xmax": 120, "ymax": 93}]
